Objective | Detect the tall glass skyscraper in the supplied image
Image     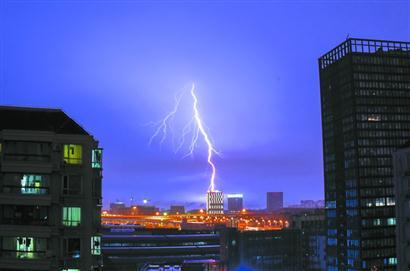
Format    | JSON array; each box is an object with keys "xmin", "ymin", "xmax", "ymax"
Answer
[{"xmin": 319, "ymin": 38, "xmax": 410, "ymax": 271}]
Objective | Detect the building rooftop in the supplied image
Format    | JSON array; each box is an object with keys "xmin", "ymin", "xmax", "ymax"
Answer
[
  {"xmin": 0, "ymin": 105, "xmax": 89, "ymax": 135},
  {"xmin": 319, "ymin": 38, "xmax": 410, "ymax": 69}
]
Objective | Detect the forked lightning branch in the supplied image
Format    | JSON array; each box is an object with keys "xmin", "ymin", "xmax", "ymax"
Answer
[{"xmin": 149, "ymin": 83, "xmax": 224, "ymax": 214}]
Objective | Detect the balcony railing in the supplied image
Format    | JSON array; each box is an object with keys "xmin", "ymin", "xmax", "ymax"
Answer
[
  {"xmin": 2, "ymin": 185, "xmax": 49, "ymax": 195},
  {"xmin": 3, "ymin": 153, "xmax": 51, "ymax": 162},
  {"xmin": 0, "ymin": 250, "xmax": 47, "ymax": 259},
  {"xmin": 1, "ymin": 217, "xmax": 49, "ymax": 226}
]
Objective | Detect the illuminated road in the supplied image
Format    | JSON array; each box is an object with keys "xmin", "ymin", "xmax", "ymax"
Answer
[{"xmin": 102, "ymin": 211, "xmax": 289, "ymax": 231}]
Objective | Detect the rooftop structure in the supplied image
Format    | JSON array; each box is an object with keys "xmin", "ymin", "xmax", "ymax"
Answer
[{"xmin": 319, "ymin": 38, "xmax": 410, "ymax": 69}]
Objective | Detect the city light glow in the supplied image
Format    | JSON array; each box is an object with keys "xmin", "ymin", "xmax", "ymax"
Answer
[{"xmin": 101, "ymin": 210, "xmax": 289, "ymax": 231}]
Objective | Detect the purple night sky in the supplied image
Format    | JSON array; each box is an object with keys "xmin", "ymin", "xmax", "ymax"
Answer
[{"xmin": 0, "ymin": 1, "xmax": 409, "ymax": 209}]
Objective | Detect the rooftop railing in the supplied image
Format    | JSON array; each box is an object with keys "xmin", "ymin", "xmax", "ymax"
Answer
[{"xmin": 319, "ymin": 38, "xmax": 410, "ymax": 69}]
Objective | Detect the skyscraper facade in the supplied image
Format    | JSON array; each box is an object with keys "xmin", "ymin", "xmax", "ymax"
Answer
[
  {"xmin": 227, "ymin": 194, "xmax": 243, "ymax": 213},
  {"xmin": 392, "ymin": 141, "xmax": 410, "ymax": 270},
  {"xmin": 0, "ymin": 106, "xmax": 103, "ymax": 271},
  {"xmin": 206, "ymin": 191, "xmax": 224, "ymax": 214},
  {"xmin": 267, "ymin": 192, "xmax": 283, "ymax": 212},
  {"xmin": 319, "ymin": 38, "xmax": 410, "ymax": 270}
]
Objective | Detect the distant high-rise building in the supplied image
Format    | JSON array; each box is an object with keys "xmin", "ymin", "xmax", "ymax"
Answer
[
  {"xmin": 267, "ymin": 192, "xmax": 283, "ymax": 211},
  {"xmin": 170, "ymin": 205, "xmax": 185, "ymax": 214},
  {"xmin": 0, "ymin": 106, "xmax": 103, "ymax": 270},
  {"xmin": 227, "ymin": 194, "xmax": 243, "ymax": 213},
  {"xmin": 206, "ymin": 191, "xmax": 224, "ymax": 214},
  {"xmin": 110, "ymin": 201, "xmax": 126, "ymax": 211},
  {"xmin": 319, "ymin": 38, "xmax": 410, "ymax": 270},
  {"xmin": 393, "ymin": 141, "xmax": 410, "ymax": 269}
]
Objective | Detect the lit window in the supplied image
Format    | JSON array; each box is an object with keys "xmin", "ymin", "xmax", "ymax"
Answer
[
  {"xmin": 63, "ymin": 144, "xmax": 82, "ymax": 165},
  {"xmin": 2, "ymin": 237, "xmax": 46, "ymax": 259},
  {"xmin": 367, "ymin": 114, "xmax": 381, "ymax": 122},
  {"xmin": 16, "ymin": 237, "xmax": 34, "ymax": 259},
  {"xmin": 387, "ymin": 218, "xmax": 396, "ymax": 226},
  {"xmin": 375, "ymin": 198, "xmax": 385, "ymax": 207},
  {"xmin": 386, "ymin": 197, "xmax": 395, "ymax": 206},
  {"xmin": 91, "ymin": 236, "xmax": 101, "ymax": 255},
  {"xmin": 91, "ymin": 149, "xmax": 102, "ymax": 168},
  {"xmin": 21, "ymin": 175, "xmax": 46, "ymax": 194},
  {"xmin": 387, "ymin": 257, "xmax": 397, "ymax": 265},
  {"xmin": 62, "ymin": 207, "xmax": 81, "ymax": 226}
]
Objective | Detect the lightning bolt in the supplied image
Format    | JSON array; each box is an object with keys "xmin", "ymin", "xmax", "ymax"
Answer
[
  {"xmin": 189, "ymin": 83, "xmax": 218, "ymax": 192},
  {"xmin": 149, "ymin": 83, "xmax": 219, "ymax": 192},
  {"xmin": 148, "ymin": 92, "xmax": 184, "ymax": 148}
]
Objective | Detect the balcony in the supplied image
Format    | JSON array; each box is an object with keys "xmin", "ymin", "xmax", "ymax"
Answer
[
  {"xmin": 0, "ymin": 157, "xmax": 53, "ymax": 174},
  {"xmin": 0, "ymin": 205, "xmax": 50, "ymax": 237},
  {"xmin": 0, "ymin": 250, "xmax": 52, "ymax": 270},
  {"xmin": 0, "ymin": 235, "xmax": 52, "ymax": 269},
  {"xmin": 0, "ymin": 187, "xmax": 51, "ymax": 205},
  {"xmin": 0, "ymin": 224, "xmax": 53, "ymax": 238}
]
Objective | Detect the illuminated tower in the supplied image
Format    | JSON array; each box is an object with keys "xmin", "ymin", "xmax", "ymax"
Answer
[{"xmin": 206, "ymin": 190, "xmax": 224, "ymax": 214}]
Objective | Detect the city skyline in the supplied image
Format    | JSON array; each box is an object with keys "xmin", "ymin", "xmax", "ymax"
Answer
[{"xmin": 1, "ymin": 1, "xmax": 409, "ymax": 209}]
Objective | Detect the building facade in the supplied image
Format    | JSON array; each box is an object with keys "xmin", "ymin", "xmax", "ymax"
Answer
[
  {"xmin": 290, "ymin": 209, "xmax": 326, "ymax": 271},
  {"xmin": 0, "ymin": 106, "xmax": 103, "ymax": 271},
  {"xmin": 169, "ymin": 205, "xmax": 185, "ymax": 215},
  {"xmin": 206, "ymin": 191, "xmax": 224, "ymax": 214},
  {"xmin": 109, "ymin": 201, "xmax": 126, "ymax": 214},
  {"xmin": 130, "ymin": 205, "xmax": 159, "ymax": 215},
  {"xmin": 102, "ymin": 226, "xmax": 233, "ymax": 271},
  {"xmin": 239, "ymin": 229, "xmax": 302, "ymax": 271},
  {"xmin": 393, "ymin": 142, "xmax": 410, "ymax": 270},
  {"xmin": 266, "ymin": 192, "xmax": 283, "ymax": 212},
  {"xmin": 227, "ymin": 194, "xmax": 243, "ymax": 213},
  {"xmin": 319, "ymin": 38, "xmax": 410, "ymax": 270}
]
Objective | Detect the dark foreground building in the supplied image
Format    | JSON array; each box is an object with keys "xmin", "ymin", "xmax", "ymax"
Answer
[
  {"xmin": 393, "ymin": 141, "xmax": 410, "ymax": 269},
  {"xmin": 290, "ymin": 209, "xmax": 326, "ymax": 271},
  {"xmin": 102, "ymin": 225, "xmax": 302, "ymax": 271},
  {"xmin": 101, "ymin": 226, "xmax": 236, "ymax": 271},
  {"xmin": 239, "ymin": 229, "xmax": 302, "ymax": 271},
  {"xmin": 319, "ymin": 38, "xmax": 410, "ymax": 270},
  {"xmin": 0, "ymin": 106, "xmax": 103, "ymax": 271}
]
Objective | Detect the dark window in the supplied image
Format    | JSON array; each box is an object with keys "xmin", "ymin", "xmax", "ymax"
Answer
[
  {"xmin": 62, "ymin": 175, "xmax": 82, "ymax": 195},
  {"xmin": 63, "ymin": 238, "xmax": 81, "ymax": 258},
  {"xmin": 1, "ymin": 205, "xmax": 48, "ymax": 225},
  {"xmin": 3, "ymin": 141, "xmax": 51, "ymax": 162}
]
